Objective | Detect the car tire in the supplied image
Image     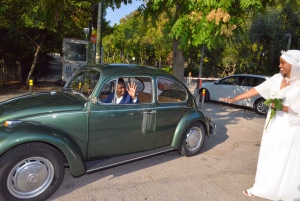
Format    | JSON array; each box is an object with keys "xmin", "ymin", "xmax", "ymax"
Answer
[
  {"xmin": 199, "ymin": 89, "xmax": 210, "ymax": 102},
  {"xmin": 0, "ymin": 143, "xmax": 64, "ymax": 201},
  {"xmin": 254, "ymin": 98, "xmax": 268, "ymax": 115},
  {"xmin": 178, "ymin": 122, "xmax": 206, "ymax": 157}
]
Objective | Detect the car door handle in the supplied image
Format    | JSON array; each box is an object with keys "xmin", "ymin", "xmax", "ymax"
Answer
[{"xmin": 143, "ymin": 110, "xmax": 156, "ymax": 114}]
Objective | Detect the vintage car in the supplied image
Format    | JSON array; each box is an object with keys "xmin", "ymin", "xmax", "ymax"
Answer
[
  {"xmin": 198, "ymin": 74, "xmax": 270, "ymax": 114},
  {"xmin": 0, "ymin": 64, "xmax": 216, "ymax": 201}
]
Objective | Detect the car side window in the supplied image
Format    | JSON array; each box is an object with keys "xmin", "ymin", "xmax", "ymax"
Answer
[
  {"xmin": 241, "ymin": 77, "xmax": 265, "ymax": 87},
  {"xmin": 157, "ymin": 78, "xmax": 187, "ymax": 103},
  {"xmin": 98, "ymin": 77, "xmax": 153, "ymax": 104},
  {"xmin": 65, "ymin": 70, "xmax": 100, "ymax": 98},
  {"xmin": 135, "ymin": 77, "xmax": 153, "ymax": 103},
  {"xmin": 252, "ymin": 78, "xmax": 265, "ymax": 86},
  {"xmin": 98, "ymin": 79, "xmax": 115, "ymax": 102},
  {"xmin": 219, "ymin": 77, "xmax": 239, "ymax": 85}
]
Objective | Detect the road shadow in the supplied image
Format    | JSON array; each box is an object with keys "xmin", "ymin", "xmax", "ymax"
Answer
[
  {"xmin": 200, "ymin": 101, "xmax": 266, "ymax": 153},
  {"xmin": 48, "ymin": 150, "xmax": 182, "ymax": 200}
]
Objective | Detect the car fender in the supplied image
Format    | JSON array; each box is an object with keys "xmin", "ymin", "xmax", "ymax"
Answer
[
  {"xmin": 0, "ymin": 121, "xmax": 86, "ymax": 177},
  {"xmin": 171, "ymin": 109, "xmax": 208, "ymax": 149}
]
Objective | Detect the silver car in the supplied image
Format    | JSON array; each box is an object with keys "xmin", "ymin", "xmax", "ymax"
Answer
[{"xmin": 199, "ymin": 74, "xmax": 270, "ymax": 115}]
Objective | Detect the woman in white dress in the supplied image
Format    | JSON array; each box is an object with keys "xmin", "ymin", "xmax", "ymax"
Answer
[{"xmin": 221, "ymin": 49, "xmax": 300, "ymax": 200}]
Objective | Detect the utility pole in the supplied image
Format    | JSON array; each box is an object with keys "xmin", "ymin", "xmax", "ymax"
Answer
[
  {"xmin": 195, "ymin": 45, "xmax": 205, "ymax": 107},
  {"xmin": 87, "ymin": 5, "xmax": 94, "ymax": 65},
  {"xmin": 96, "ymin": 2, "xmax": 103, "ymax": 64}
]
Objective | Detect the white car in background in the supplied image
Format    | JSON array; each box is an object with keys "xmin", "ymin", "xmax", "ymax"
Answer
[{"xmin": 198, "ymin": 74, "xmax": 270, "ymax": 115}]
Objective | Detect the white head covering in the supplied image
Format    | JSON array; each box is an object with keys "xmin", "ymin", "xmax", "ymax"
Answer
[
  {"xmin": 280, "ymin": 50, "xmax": 300, "ymax": 125},
  {"xmin": 281, "ymin": 50, "xmax": 300, "ymax": 80}
]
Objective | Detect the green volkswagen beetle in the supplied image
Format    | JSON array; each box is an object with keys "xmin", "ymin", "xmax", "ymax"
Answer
[{"xmin": 0, "ymin": 64, "xmax": 216, "ymax": 201}]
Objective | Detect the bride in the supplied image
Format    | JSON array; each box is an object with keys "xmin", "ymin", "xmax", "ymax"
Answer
[{"xmin": 221, "ymin": 49, "xmax": 300, "ymax": 200}]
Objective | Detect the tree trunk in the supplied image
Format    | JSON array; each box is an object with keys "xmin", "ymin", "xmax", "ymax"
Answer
[
  {"xmin": 172, "ymin": 39, "xmax": 184, "ymax": 81},
  {"xmin": 20, "ymin": 32, "xmax": 48, "ymax": 85},
  {"xmin": 25, "ymin": 34, "xmax": 47, "ymax": 85},
  {"xmin": 26, "ymin": 46, "xmax": 41, "ymax": 84}
]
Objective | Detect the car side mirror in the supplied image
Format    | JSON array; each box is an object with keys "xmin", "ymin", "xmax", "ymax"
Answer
[{"xmin": 214, "ymin": 81, "xmax": 219, "ymax": 85}]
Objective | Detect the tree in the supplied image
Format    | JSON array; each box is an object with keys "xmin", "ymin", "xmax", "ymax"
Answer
[
  {"xmin": 0, "ymin": 0, "xmax": 136, "ymax": 84},
  {"xmin": 140, "ymin": 0, "xmax": 286, "ymax": 81},
  {"xmin": 102, "ymin": 9, "xmax": 172, "ymax": 67}
]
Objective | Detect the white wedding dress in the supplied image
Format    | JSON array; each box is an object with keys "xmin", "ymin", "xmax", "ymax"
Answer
[{"xmin": 248, "ymin": 74, "xmax": 300, "ymax": 200}]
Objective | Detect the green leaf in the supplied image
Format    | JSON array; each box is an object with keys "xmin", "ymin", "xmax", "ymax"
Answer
[
  {"xmin": 264, "ymin": 98, "xmax": 272, "ymax": 105},
  {"xmin": 274, "ymin": 98, "xmax": 283, "ymax": 110}
]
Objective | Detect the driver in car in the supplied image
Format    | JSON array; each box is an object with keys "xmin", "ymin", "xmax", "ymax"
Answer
[{"xmin": 101, "ymin": 78, "xmax": 140, "ymax": 104}]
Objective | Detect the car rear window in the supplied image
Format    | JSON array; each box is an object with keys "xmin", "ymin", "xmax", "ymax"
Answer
[{"xmin": 157, "ymin": 78, "xmax": 187, "ymax": 103}]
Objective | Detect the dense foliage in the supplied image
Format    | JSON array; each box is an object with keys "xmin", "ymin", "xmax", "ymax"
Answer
[
  {"xmin": 102, "ymin": 0, "xmax": 299, "ymax": 78},
  {"xmin": 0, "ymin": 0, "xmax": 131, "ymax": 83},
  {"xmin": 0, "ymin": 0, "xmax": 299, "ymax": 83}
]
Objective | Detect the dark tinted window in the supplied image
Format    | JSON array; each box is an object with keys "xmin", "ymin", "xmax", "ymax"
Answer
[
  {"xmin": 219, "ymin": 76, "xmax": 239, "ymax": 85},
  {"xmin": 242, "ymin": 77, "xmax": 265, "ymax": 87}
]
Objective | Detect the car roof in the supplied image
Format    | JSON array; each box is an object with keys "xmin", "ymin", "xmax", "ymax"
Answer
[
  {"xmin": 225, "ymin": 74, "xmax": 270, "ymax": 79},
  {"xmin": 83, "ymin": 63, "xmax": 173, "ymax": 78}
]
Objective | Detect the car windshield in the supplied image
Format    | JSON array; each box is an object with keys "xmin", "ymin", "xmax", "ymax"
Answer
[{"xmin": 63, "ymin": 69, "xmax": 100, "ymax": 98}]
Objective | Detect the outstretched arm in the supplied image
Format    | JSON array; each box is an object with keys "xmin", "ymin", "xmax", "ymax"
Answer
[{"xmin": 220, "ymin": 88, "xmax": 259, "ymax": 103}]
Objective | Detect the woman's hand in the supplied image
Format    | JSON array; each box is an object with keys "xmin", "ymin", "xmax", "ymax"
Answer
[
  {"xmin": 272, "ymin": 102, "xmax": 288, "ymax": 112},
  {"xmin": 271, "ymin": 102, "xmax": 276, "ymax": 108},
  {"xmin": 220, "ymin": 88, "xmax": 259, "ymax": 104},
  {"xmin": 220, "ymin": 97, "xmax": 235, "ymax": 104}
]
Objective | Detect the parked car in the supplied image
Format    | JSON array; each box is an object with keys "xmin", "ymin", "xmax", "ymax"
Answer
[
  {"xmin": 198, "ymin": 74, "xmax": 270, "ymax": 115},
  {"xmin": 0, "ymin": 64, "xmax": 216, "ymax": 201}
]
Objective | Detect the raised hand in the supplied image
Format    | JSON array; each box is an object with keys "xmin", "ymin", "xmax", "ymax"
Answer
[{"xmin": 127, "ymin": 82, "xmax": 137, "ymax": 99}]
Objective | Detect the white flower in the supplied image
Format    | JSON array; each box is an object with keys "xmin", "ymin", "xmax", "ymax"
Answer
[{"xmin": 269, "ymin": 90, "xmax": 285, "ymax": 99}]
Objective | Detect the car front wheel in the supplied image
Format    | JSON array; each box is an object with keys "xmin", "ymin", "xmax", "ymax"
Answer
[
  {"xmin": 0, "ymin": 143, "xmax": 64, "ymax": 201},
  {"xmin": 178, "ymin": 122, "xmax": 206, "ymax": 157},
  {"xmin": 254, "ymin": 98, "xmax": 268, "ymax": 115}
]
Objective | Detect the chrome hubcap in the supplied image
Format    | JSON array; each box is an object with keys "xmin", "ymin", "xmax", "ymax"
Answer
[
  {"xmin": 185, "ymin": 127, "xmax": 202, "ymax": 151},
  {"xmin": 7, "ymin": 157, "xmax": 54, "ymax": 199},
  {"xmin": 257, "ymin": 102, "xmax": 268, "ymax": 114}
]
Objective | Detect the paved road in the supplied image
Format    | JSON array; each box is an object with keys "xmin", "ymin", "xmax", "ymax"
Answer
[{"xmin": 47, "ymin": 102, "xmax": 267, "ymax": 201}]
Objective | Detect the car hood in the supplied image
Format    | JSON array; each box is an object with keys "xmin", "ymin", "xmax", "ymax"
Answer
[{"xmin": 0, "ymin": 91, "xmax": 86, "ymax": 123}]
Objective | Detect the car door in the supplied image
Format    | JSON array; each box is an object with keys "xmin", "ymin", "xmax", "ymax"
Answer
[
  {"xmin": 154, "ymin": 77, "xmax": 190, "ymax": 149},
  {"xmin": 87, "ymin": 76, "xmax": 157, "ymax": 160},
  {"xmin": 232, "ymin": 76, "xmax": 252, "ymax": 106},
  {"xmin": 209, "ymin": 76, "xmax": 239, "ymax": 100}
]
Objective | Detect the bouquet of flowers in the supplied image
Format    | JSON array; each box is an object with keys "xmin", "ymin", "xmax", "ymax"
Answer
[{"xmin": 263, "ymin": 90, "xmax": 285, "ymax": 129}]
